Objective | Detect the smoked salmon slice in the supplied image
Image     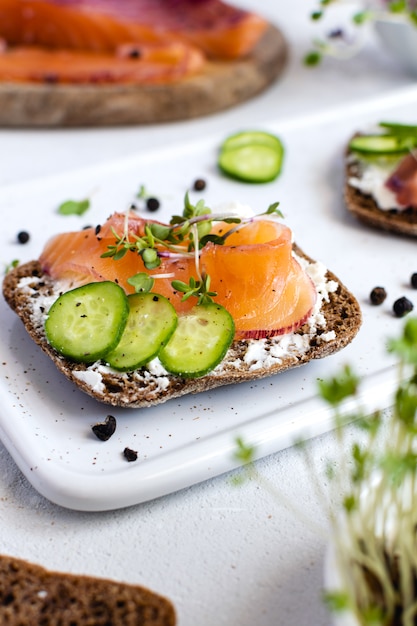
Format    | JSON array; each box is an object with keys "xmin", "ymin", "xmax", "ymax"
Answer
[
  {"xmin": 0, "ymin": 42, "xmax": 204, "ymax": 84},
  {"xmin": 39, "ymin": 212, "xmax": 316, "ymax": 340},
  {"xmin": 385, "ymin": 153, "xmax": 417, "ymax": 208},
  {"xmin": 0, "ymin": 0, "xmax": 268, "ymax": 60}
]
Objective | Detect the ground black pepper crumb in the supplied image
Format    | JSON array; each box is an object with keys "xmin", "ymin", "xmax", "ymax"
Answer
[
  {"xmin": 193, "ymin": 178, "xmax": 206, "ymax": 191},
  {"xmin": 92, "ymin": 415, "xmax": 117, "ymax": 441},
  {"xmin": 370, "ymin": 287, "xmax": 387, "ymax": 305},
  {"xmin": 146, "ymin": 197, "xmax": 160, "ymax": 212},
  {"xmin": 129, "ymin": 48, "xmax": 142, "ymax": 59},
  {"xmin": 123, "ymin": 447, "xmax": 138, "ymax": 462},
  {"xmin": 95, "ymin": 224, "xmax": 102, "ymax": 236},
  {"xmin": 17, "ymin": 231, "xmax": 30, "ymax": 244},
  {"xmin": 411, "ymin": 273, "xmax": 417, "ymax": 289},
  {"xmin": 393, "ymin": 296, "xmax": 414, "ymax": 318}
]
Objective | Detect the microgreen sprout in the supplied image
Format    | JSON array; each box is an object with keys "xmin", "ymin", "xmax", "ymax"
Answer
[
  {"xmin": 57, "ymin": 198, "xmax": 90, "ymax": 216},
  {"xmin": 127, "ymin": 273, "xmax": 155, "ymax": 293},
  {"xmin": 304, "ymin": 0, "xmax": 417, "ymax": 66},
  {"xmin": 172, "ymin": 274, "xmax": 217, "ymax": 306},
  {"xmin": 4, "ymin": 259, "xmax": 19, "ymax": 275}
]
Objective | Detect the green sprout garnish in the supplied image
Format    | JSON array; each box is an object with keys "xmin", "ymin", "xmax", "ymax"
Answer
[
  {"xmin": 305, "ymin": 0, "xmax": 417, "ymax": 67},
  {"xmin": 57, "ymin": 198, "xmax": 90, "ymax": 216},
  {"xmin": 4, "ymin": 259, "xmax": 19, "ymax": 274},
  {"xmin": 127, "ymin": 273, "xmax": 155, "ymax": 293},
  {"xmin": 171, "ymin": 275, "xmax": 217, "ymax": 306},
  {"xmin": 101, "ymin": 195, "xmax": 285, "ymax": 303}
]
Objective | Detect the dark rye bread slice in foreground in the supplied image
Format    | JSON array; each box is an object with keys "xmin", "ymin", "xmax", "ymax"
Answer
[
  {"xmin": 2, "ymin": 248, "xmax": 362, "ymax": 408},
  {"xmin": 0, "ymin": 554, "xmax": 175, "ymax": 625},
  {"xmin": 344, "ymin": 141, "xmax": 417, "ymax": 237}
]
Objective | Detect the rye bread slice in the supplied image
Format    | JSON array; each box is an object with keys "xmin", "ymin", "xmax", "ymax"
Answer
[
  {"xmin": 2, "ymin": 248, "xmax": 361, "ymax": 408},
  {"xmin": 344, "ymin": 140, "xmax": 417, "ymax": 237},
  {"xmin": 0, "ymin": 554, "xmax": 175, "ymax": 625}
]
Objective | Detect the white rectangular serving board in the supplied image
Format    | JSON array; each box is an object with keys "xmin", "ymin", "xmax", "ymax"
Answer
[{"xmin": 0, "ymin": 88, "xmax": 416, "ymax": 511}]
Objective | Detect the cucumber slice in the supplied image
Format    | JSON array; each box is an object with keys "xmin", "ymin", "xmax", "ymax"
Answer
[
  {"xmin": 220, "ymin": 130, "xmax": 283, "ymax": 153},
  {"xmin": 218, "ymin": 144, "xmax": 283, "ymax": 183},
  {"xmin": 349, "ymin": 134, "xmax": 412, "ymax": 155},
  {"xmin": 159, "ymin": 303, "xmax": 235, "ymax": 378},
  {"xmin": 218, "ymin": 130, "xmax": 284, "ymax": 183},
  {"xmin": 45, "ymin": 281, "xmax": 129, "ymax": 363},
  {"xmin": 379, "ymin": 121, "xmax": 417, "ymax": 137},
  {"xmin": 105, "ymin": 293, "xmax": 177, "ymax": 371}
]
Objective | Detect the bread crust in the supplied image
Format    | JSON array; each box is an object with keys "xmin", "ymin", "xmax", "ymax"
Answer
[
  {"xmin": 344, "ymin": 141, "xmax": 417, "ymax": 237},
  {"xmin": 2, "ymin": 249, "xmax": 362, "ymax": 408},
  {"xmin": 0, "ymin": 553, "xmax": 176, "ymax": 625}
]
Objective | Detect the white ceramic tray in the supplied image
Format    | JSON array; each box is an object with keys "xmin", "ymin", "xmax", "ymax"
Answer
[{"xmin": 1, "ymin": 90, "xmax": 416, "ymax": 511}]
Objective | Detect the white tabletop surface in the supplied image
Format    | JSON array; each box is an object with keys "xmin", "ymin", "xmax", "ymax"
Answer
[{"xmin": 0, "ymin": 2, "xmax": 414, "ymax": 625}]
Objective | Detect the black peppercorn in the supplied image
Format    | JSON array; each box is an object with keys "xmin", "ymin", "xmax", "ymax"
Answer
[
  {"xmin": 370, "ymin": 286, "xmax": 387, "ymax": 305},
  {"xmin": 411, "ymin": 273, "xmax": 417, "ymax": 289},
  {"xmin": 393, "ymin": 296, "xmax": 414, "ymax": 318},
  {"xmin": 146, "ymin": 197, "xmax": 160, "ymax": 212},
  {"xmin": 123, "ymin": 447, "xmax": 138, "ymax": 462},
  {"xmin": 17, "ymin": 231, "xmax": 30, "ymax": 244},
  {"xmin": 193, "ymin": 178, "xmax": 206, "ymax": 191},
  {"xmin": 92, "ymin": 415, "xmax": 117, "ymax": 441}
]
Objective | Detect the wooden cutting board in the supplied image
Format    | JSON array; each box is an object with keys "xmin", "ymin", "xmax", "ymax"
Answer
[{"xmin": 0, "ymin": 24, "xmax": 288, "ymax": 127}]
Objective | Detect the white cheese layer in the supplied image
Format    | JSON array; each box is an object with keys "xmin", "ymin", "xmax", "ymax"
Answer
[{"xmin": 348, "ymin": 158, "xmax": 402, "ymax": 211}]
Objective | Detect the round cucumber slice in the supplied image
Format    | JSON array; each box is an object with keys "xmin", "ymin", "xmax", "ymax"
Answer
[
  {"xmin": 159, "ymin": 303, "xmax": 235, "ymax": 378},
  {"xmin": 349, "ymin": 134, "xmax": 413, "ymax": 155},
  {"xmin": 218, "ymin": 130, "xmax": 284, "ymax": 183},
  {"xmin": 45, "ymin": 281, "xmax": 129, "ymax": 363},
  {"xmin": 218, "ymin": 144, "xmax": 283, "ymax": 183},
  {"xmin": 105, "ymin": 292, "xmax": 177, "ymax": 372},
  {"xmin": 220, "ymin": 130, "xmax": 283, "ymax": 153},
  {"xmin": 379, "ymin": 121, "xmax": 417, "ymax": 136}
]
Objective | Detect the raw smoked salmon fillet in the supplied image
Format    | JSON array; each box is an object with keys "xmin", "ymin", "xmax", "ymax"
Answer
[
  {"xmin": 0, "ymin": 0, "xmax": 268, "ymax": 59},
  {"xmin": 0, "ymin": 43, "xmax": 204, "ymax": 84},
  {"xmin": 0, "ymin": 0, "xmax": 268, "ymax": 84},
  {"xmin": 38, "ymin": 212, "xmax": 316, "ymax": 340}
]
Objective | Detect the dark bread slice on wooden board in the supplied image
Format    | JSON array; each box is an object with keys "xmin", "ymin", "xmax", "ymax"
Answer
[
  {"xmin": 2, "ymin": 246, "xmax": 362, "ymax": 409},
  {"xmin": 344, "ymin": 139, "xmax": 417, "ymax": 237},
  {"xmin": 0, "ymin": 554, "xmax": 176, "ymax": 625}
]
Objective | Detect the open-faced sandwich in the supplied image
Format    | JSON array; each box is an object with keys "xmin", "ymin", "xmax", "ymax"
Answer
[
  {"xmin": 345, "ymin": 121, "xmax": 417, "ymax": 237},
  {"xmin": 0, "ymin": 0, "xmax": 287, "ymax": 126},
  {"xmin": 2, "ymin": 197, "xmax": 362, "ymax": 408}
]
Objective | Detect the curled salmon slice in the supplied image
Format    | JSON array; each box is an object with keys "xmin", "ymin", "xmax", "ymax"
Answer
[
  {"xmin": 385, "ymin": 152, "xmax": 417, "ymax": 208},
  {"xmin": 39, "ymin": 212, "xmax": 316, "ymax": 339},
  {"xmin": 0, "ymin": 0, "xmax": 268, "ymax": 60}
]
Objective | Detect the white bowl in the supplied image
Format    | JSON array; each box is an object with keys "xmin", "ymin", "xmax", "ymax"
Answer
[{"xmin": 374, "ymin": 17, "xmax": 417, "ymax": 76}]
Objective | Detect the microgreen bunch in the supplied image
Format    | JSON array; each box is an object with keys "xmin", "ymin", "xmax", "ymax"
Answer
[
  {"xmin": 234, "ymin": 317, "xmax": 417, "ymax": 625},
  {"xmin": 305, "ymin": 0, "xmax": 417, "ymax": 66},
  {"xmin": 101, "ymin": 195, "xmax": 283, "ymax": 304},
  {"xmin": 316, "ymin": 317, "xmax": 417, "ymax": 625}
]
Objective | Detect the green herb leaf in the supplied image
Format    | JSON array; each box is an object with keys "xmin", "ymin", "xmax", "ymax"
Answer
[
  {"xmin": 304, "ymin": 50, "xmax": 322, "ymax": 66},
  {"xmin": 4, "ymin": 259, "xmax": 19, "ymax": 274},
  {"xmin": 127, "ymin": 273, "xmax": 155, "ymax": 293},
  {"xmin": 140, "ymin": 248, "xmax": 160, "ymax": 270},
  {"xmin": 57, "ymin": 198, "xmax": 90, "ymax": 216},
  {"xmin": 317, "ymin": 365, "xmax": 359, "ymax": 406},
  {"xmin": 234, "ymin": 437, "xmax": 255, "ymax": 464}
]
